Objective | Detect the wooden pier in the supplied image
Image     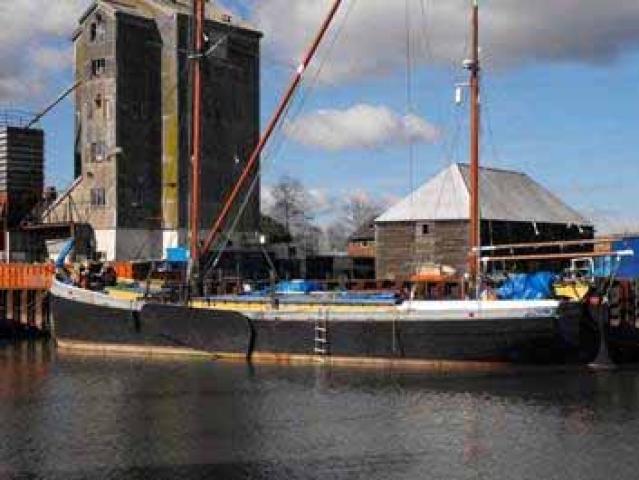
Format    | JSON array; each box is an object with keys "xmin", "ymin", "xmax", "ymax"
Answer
[{"xmin": 0, "ymin": 264, "xmax": 53, "ymax": 335}]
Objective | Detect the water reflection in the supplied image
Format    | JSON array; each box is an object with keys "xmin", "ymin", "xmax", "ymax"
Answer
[{"xmin": 1, "ymin": 341, "xmax": 639, "ymax": 479}]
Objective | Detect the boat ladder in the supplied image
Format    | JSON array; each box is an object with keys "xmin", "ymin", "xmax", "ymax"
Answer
[{"xmin": 314, "ymin": 309, "xmax": 329, "ymax": 357}]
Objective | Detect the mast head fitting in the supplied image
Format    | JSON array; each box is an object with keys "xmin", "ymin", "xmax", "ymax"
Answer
[{"xmin": 462, "ymin": 58, "xmax": 477, "ymax": 70}]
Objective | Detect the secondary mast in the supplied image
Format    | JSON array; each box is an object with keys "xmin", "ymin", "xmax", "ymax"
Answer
[
  {"xmin": 189, "ymin": 0, "xmax": 205, "ymax": 288},
  {"xmin": 466, "ymin": 0, "xmax": 481, "ymax": 292}
]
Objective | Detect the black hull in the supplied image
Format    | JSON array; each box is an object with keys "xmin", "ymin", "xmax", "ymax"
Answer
[{"xmin": 51, "ymin": 292, "xmax": 594, "ymax": 365}]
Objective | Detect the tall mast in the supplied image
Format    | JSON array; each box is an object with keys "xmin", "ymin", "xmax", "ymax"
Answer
[
  {"xmin": 467, "ymin": 0, "xmax": 480, "ymax": 289},
  {"xmin": 190, "ymin": 0, "xmax": 205, "ymax": 280}
]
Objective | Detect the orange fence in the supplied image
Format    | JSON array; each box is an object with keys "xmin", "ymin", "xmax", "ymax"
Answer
[{"xmin": 0, "ymin": 264, "xmax": 55, "ymax": 290}]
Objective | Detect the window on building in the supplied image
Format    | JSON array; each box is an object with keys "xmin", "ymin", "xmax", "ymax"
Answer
[
  {"xmin": 90, "ymin": 188, "xmax": 106, "ymax": 207},
  {"xmin": 91, "ymin": 58, "xmax": 106, "ymax": 77},
  {"xmin": 421, "ymin": 224, "xmax": 430, "ymax": 235},
  {"xmin": 95, "ymin": 93, "xmax": 103, "ymax": 109},
  {"xmin": 90, "ymin": 14, "xmax": 106, "ymax": 43},
  {"xmin": 90, "ymin": 142, "xmax": 106, "ymax": 162}
]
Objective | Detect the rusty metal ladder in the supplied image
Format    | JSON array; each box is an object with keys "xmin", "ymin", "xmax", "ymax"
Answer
[{"xmin": 314, "ymin": 309, "xmax": 329, "ymax": 357}]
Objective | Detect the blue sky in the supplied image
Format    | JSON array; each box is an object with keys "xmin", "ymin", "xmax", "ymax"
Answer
[{"xmin": 2, "ymin": 0, "xmax": 639, "ymax": 232}]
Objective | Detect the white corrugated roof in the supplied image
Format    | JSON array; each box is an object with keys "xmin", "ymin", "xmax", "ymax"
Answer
[{"xmin": 376, "ymin": 163, "xmax": 590, "ymax": 225}]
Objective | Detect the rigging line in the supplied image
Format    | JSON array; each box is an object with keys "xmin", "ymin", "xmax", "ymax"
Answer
[
  {"xmin": 418, "ymin": 0, "xmax": 434, "ymax": 64},
  {"xmin": 202, "ymin": 165, "xmax": 262, "ymax": 277},
  {"xmin": 405, "ymin": 0, "xmax": 420, "ymax": 273},
  {"xmin": 258, "ymin": 0, "xmax": 358, "ymax": 171},
  {"xmin": 405, "ymin": 0, "xmax": 415, "ymax": 200},
  {"xmin": 205, "ymin": 0, "xmax": 359, "ymax": 270},
  {"xmin": 416, "ymin": 0, "xmax": 454, "ymax": 175},
  {"xmin": 481, "ymin": 84, "xmax": 503, "ymax": 167},
  {"xmin": 269, "ymin": 0, "xmax": 358, "ymax": 155}
]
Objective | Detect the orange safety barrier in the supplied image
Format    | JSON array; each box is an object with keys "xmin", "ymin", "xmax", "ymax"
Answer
[{"xmin": 0, "ymin": 263, "xmax": 55, "ymax": 290}]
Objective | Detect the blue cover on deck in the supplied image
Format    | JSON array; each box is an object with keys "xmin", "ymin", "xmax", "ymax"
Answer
[
  {"xmin": 593, "ymin": 237, "xmax": 639, "ymax": 279},
  {"xmin": 274, "ymin": 280, "xmax": 322, "ymax": 295},
  {"xmin": 497, "ymin": 272, "xmax": 556, "ymax": 300},
  {"xmin": 612, "ymin": 238, "xmax": 639, "ymax": 279},
  {"xmin": 166, "ymin": 247, "xmax": 189, "ymax": 263}
]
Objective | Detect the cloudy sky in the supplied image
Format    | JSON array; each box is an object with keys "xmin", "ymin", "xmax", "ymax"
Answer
[{"xmin": 1, "ymin": 0, "xmax": 639, "ymax": 231}]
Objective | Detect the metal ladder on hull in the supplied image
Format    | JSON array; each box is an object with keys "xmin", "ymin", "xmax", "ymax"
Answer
[{"xmin": 314, "ymin": 309, "xmax": 329, "ymax": 358}]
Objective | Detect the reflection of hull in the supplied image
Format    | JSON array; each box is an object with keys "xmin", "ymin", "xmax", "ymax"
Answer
[{"xmin": 50, "ymin": 280, "xmax": 595, "ymax": 365}]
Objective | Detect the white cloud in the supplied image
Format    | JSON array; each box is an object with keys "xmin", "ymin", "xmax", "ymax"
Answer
[
  {"xmin": 32, "ymin": 47, "xmax": 74, "ymax": 72},
  {"xmin": 283, "ymin": 104, "xmax": 440, "ymax": 151},
  {"xmin": 253, "ymin": 0, "xmax": 639, "ymax": 83},
  {"xmin": 0, "ymin": 0, "xmax": 91, "ymax": 103}
]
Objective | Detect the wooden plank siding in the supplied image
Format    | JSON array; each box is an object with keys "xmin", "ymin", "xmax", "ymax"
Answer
[
  {"xmin": 376, "ymin": 219, "xmax": 594, "ymax": 280},
  {"xmin": 375, "ymin": 221, "xmax": 414, "ymax": 280}
]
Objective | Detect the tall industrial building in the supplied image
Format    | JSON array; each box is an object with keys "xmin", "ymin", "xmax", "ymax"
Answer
[
  {"xmin": 0, "ymin": 126, "xmax": 45, "ymax": 260},
  {"xmin": 50, "ymin": 0, "xmax": 261, "ymax": 260}
]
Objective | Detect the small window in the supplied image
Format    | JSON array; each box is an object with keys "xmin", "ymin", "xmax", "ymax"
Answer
[
  {"xmin": 421, "ymin": 224, "xmax": 430, "ymax": 235},
  {"xmin": 90, "ymin": 142, "xmax": 106, "ymax": 162},
  {"xmin": 91, "ymin": 58, "xmax": 106, "ymax": 77},
  {"xmin": 90, "ymin": 15, "xmax": 106, "ymax": 43},
  {"xmin": 95, "ymin": 93, "xmax": 103, "ymax": 109},
  {"xmin": 90, "ymin": 188, "xmax": 106, "ymax": 207}
]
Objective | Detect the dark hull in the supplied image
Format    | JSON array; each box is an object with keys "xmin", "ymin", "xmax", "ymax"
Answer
[{"xmin": 51, "ymin": 292, "xmax": 594, "ymax": 365}]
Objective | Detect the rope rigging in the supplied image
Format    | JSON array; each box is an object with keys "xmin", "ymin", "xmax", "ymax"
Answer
[{"xmin": 201, "ymin": 0, "xmax": 358, "ymax": 279}]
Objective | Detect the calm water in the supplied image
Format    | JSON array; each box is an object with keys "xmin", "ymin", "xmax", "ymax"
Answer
[{"xmin": 1, "ymin": 341, "xmax": 639, "ymax": 479}]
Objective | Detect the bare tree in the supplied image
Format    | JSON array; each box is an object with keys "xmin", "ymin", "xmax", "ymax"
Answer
[
  {"xmin": 324, "ymin": 193, "xmax": 385, "ymax": 252},
  {"xmin": 268, "ymin": 176, "xmax": 312, "ymax": 234},
  {"xmin": 341, "ymin": 194, "xmax": 384, "ymax": 233},
  {"xmin": 267, "ymin": 175, "xmax": 321, "ymax": 254},
  {"xmin": 324, "ymin": 221, "xmax": 349, "ymax": 252}
]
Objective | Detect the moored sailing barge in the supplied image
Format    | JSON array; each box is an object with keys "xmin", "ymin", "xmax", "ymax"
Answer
[{"xmin": 49, "ymin": 0, "xmax": 632, "ymax": 368}]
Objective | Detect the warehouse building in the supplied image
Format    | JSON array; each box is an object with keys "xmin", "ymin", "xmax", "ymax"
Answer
[
  {"xmin": 375, "ymin": 163, "xmax": 594, "ymax": 279},
  {"xmin": 47, "ymin": 0, "xmax": 262, "ymax": 260},
  {"xmin": 0, "ymin": 126, "xmax": 44, "ymax": 260}
]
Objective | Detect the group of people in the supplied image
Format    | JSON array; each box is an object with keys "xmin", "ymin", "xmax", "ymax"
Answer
[{"xmin": 59, "ymin": 261, "xmax": 118, "ymax": 291}]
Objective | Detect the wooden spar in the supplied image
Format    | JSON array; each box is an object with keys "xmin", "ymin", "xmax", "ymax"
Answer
[
  {"xmin": 468, "ymin": 0, "xmax": 481, "ymax": 284},
  {"xmin": 475, "ymin": 237, "xmax": 619, "ymax": 253},
  {"xmin": 480, "ymin": 249, "xmax": 634, "ymax": 263},
  {"xmin": 189, "ymin": 0, "xmax": 205, "ymax": 271},
  {"xmin": 199, "ymin": 0, "xmax": 343, "ymax": 259}
]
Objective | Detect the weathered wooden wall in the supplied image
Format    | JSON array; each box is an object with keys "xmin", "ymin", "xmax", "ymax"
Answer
[
  {"xmin": 376, "ymin": 219, "xmax": 594, "ymax": 279},
  {"xmin": 375, "ymin": 221, "xmax": 416, "ymax": 280}
]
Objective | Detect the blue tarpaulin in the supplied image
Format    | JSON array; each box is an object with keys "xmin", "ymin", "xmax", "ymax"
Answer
[
  {"xmin": 593, "ymin": 237, "xmax": 639, "ymax": 279},
  {"xmin": 166, "ymin": 247, "xmax": 189, "ymax": 263},
  {"xmin": 612, "ymin": 238, "xmax": 639, "ymax": 279},
  {"xmin": 496, "ymin": 272, "xmax": 556, "ymax": 300},
  {"xmin": 274, "ymin": 280, "xmax": 322, "ymax": 295}
]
